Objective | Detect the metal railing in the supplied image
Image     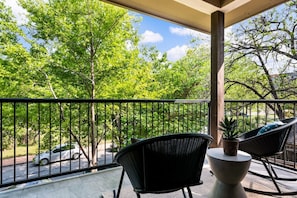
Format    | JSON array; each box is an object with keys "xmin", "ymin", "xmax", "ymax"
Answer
[
  {"xmin": 1, "ymin": 98, "xmax": 297, "ymax": 188},
  {"xmin": 0, "ymin": 98, "xmax": 209, "ymax": 188}
]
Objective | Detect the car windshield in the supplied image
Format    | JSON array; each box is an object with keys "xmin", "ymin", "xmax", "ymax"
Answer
[{"xmin": 51, "ymin": 144, "xmax": 75, "ymax": 152}]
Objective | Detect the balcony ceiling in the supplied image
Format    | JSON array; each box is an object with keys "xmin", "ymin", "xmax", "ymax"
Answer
[{"xmin": 102, "ymin": 0, "xmax": 288, "ymax": 34}]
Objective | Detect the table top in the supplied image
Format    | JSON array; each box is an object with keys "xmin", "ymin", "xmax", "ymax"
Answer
[{"xmin": 207, "ymin": 148, "xmax": 251, "ymax": 162}]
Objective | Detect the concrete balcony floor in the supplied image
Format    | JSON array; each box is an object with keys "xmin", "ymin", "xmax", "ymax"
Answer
[{"xmin": 1, "ymin": 159, "xmax": 297, "ymax": 198}]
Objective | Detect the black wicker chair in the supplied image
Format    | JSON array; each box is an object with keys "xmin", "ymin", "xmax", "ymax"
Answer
[
  {"xmin": 114, "ymin": 133, "xmax": 213, "ymax": 198},
  {"xmin": 238, "ymin": 117, "xmax": 297, "ymax": 196}
]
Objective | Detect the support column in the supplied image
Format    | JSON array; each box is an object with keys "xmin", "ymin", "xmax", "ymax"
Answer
[{"xmin": 210, "ymin": 11, "xmax": 224, "ymax": 147}]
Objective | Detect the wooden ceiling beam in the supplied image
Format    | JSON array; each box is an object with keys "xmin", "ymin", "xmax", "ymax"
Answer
[{"xmin": 203, "ymin": 0, "xmax": 235, "ymax": 8}]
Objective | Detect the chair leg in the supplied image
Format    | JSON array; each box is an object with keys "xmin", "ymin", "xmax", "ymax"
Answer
[
  {"xmin": 262, "ymin": 159, "xmax": 282, "ymax": 194},
  {"xmin": 269, "ymin": 163, "xmax": 279, "ymax": 178},
  {"xmin": 114, "ymin": 168, "xmax": 125, "ymax": 198},
  {"xmin": 181, "ymin": 187, "xmax": 193, "ymax": 198},
  {"xmin": 244, "ymin": 157, "xmax": 297, "ymax": 196},
  {"xmin": 187, "ymin": 186, "xmax": 193, "ymax": 198},
  {"xmin": 182, "ymin": 188, "xmax": 186, "ymax": 198}
]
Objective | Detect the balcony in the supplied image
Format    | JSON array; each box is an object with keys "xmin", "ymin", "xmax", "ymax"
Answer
[{"xmin": 0, "ymin": 98, "xmax": 297, "ymax": 197}]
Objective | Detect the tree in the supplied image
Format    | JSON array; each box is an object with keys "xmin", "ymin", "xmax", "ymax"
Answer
[
  {"xmin": 0, "ymin": 0, "xmax": 34, "ymax": 98},
  {"xmin": 226, "ymin": 0, "xmax": 297, "ymax": 119},
  {"xmin": 138, "ymin": 46, "xmax": 173, "ymax": 98},
  {"xmin": 168, "ymin": 44, "xmax": 211, "ymax": 99},
  {"xmin": 0, "ymin": 1, "xmax": 41, "ymax": 149},
  {"xmin": 19, "ymin": 0, "xmax": 140, "ymax": 166}
]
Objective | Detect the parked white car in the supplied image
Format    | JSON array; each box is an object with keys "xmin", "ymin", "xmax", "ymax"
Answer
[{"xmin": 33, "ymin": 143, "xmax": 81, "ymax": 165}]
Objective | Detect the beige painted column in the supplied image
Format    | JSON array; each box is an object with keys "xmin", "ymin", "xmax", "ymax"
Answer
[{"xmin": 210, "ymin": 11, "xmax": 224, "ymax": 147}]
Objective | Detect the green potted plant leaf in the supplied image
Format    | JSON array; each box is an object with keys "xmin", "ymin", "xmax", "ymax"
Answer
[{"xmin": 219, "ymin": 116, "xmax": 239, "ymax": 156}]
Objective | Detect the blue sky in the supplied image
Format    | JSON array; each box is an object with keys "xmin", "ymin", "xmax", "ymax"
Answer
[{"xmin": 134, "ymin": 13, "xmax": 210, "ymax": 61}]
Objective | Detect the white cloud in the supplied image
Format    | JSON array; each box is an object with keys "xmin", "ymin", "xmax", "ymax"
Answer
[
  {"xmin": 170, "ymin": 26, "xmax": 210, "ymax": 41},
  {"xmin": 170, "ymin": 27, "xmax": 198, "ymax": 36},
  {"xmin": 4, "ymin": 0, "xmax": 28, "ymax": 25},
  {"xmin": 139, "ymin": 30, "xmax": 163, "ymax": 44},
  {"xmin": 167, "ymin": 45, "xmax": 189, "ymax": 62}
]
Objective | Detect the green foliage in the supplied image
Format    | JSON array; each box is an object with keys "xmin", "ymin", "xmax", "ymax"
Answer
[
  {"xmin": 166, "ymin": 44, "xmax": 210, "ymax": 99},
  {"xmin": 108, "ymin": 102, "xmax": 209, "ymax": 147},
  {"xmin": 0, "ymin": 1, "xmax": 35, "ymax": 98},
  {"xmin": 224, "ymin": 57, "xmax": 265, "ymax": 100},
  {"xmin": 219, "ymin": 116, "xmax": 239, "ymax": 139},
  {"xmin": 18, "ymin": 0, "xmax": 139, "ymax": 99}
]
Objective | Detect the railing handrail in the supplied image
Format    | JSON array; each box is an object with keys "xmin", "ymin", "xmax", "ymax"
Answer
[
  {"xmin": 225, "ymin": 99, "xmax": 297, "ymax": 103},
  {"xmin": 1, "ymin": 98, "xmax": 297, "ymax": 103},
  {"xmin": 0, "ymin": 98, "xmax": 211, "ymax": 103}
]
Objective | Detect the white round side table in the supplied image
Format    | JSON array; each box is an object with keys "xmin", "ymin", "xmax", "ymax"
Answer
[{"xmin": 207, "ymin": 148, "xmax": 251, "ymax": 198}]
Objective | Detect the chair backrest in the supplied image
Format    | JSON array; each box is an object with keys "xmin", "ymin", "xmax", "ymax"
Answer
[
  {"xmin": 115, "ymin": 133, "xmax": 213, "ymax": 194},
  {"xmin": 239, "ymin": 117, "xmax": 297, "ymax": 157}
]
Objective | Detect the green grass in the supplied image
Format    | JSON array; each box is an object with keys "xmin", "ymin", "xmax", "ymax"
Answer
[{"xmin": 2, "ymin": 145, "xmax": 39, "ymax": 159}]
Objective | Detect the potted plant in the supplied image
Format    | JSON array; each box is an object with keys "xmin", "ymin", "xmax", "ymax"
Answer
[{"xmin": 219, "ymin": 116, "xmax": 239, "ymax": 156}]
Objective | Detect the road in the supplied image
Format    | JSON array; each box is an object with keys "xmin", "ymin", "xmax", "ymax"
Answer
[{"xmin": 1, "ymin": 150, "xmax": 115, "ymax": 188}]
